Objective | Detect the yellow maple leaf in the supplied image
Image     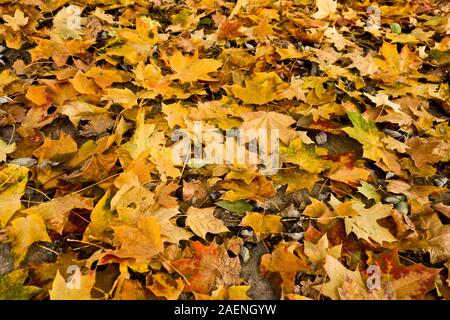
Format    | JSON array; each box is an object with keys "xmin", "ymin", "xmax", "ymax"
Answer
[
  {"xmin": 231, "ymin": 72, "xmax": 284, "ymax": 105},
  {"xmin": 33, "ymin": 132, "xmax": 78, "ymax": 163},
  {"xmin": 50, "ymin": 270, "xmax": 96, "ymax": 300},
  {"xmin": 280, "ymin": 138, "xmax": 332, "ymax": 173},
  {"xmin": 185, "ymin": 206, "xmax": 229, "ymax": 239},
  {"xmin": 9, "ymin": 214, "xmax": 51, "ymax": 267},
  {"xmin": 147, "ymin": 272, "xmax": 184, "ymax": 300},
  {"xmin": 0, "ymin": 139, "xmax": 16, "ymax": 163},
  {"xmin": 304, "ymin": 234, "xmax": 341, "ymax": 263},
  {"xmin": 30, "ymin": 35, "xmax": 95, "ymax": 67},
  {"xmin": 0, "ymin": 165, "xmax": 28, "ymax": 227},
  {"xmin": 313, "ymin": 255, "xmax": 365, "ymax": 300},
  {"xmin": 260, "ymin": 242, "xmax": 311, "ymax": 293},
  {"xmin": 239, "ymin": 111, "xmax": 296, "ymax": 144},
  {"xmin": 168, "ymin": 50, "xmax": 222, "ymax": 83},
  {"xmin": 220, "ymin": 176, "xmax": 276, "ymax": 202},
  {"xmin": 312, "ymin": 0, "xmax": 337, "ymax": 20},
  {"xmin": 111, "ymin": 216, "xmax": 163, "ymax": 265},
  {"xmin": 151, "ymin": 207, "xmax": 193, "ymax": 244},
  {"xmin": 240, "ymin": 212, "xmax": 282, "ymax": 241},
  {"xmin": 3, "ymin": 9, "xmax": 29, "ymax": 31},
  {"xmin": 22, "ymin": 195, "xmax": 94, "ymax": 234},
  {"xmin": 344, "ymin": 201, "xmax": 397, "ymax": 245}
]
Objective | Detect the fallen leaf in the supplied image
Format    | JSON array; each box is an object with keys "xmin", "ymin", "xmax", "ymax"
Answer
[
  {"xmin": 0, "ymin": 164, "xmax": 28, "ymax": 227},
  {"xmin": 261, "ymin": 242, "xmax": 311, "ymax": 293},
  {"xmin": 22, "ymin": 194, "xmax": 94, "ymax": 234},
  {"xmin": 185, "ymin": 207, "xmax": 229, "ymax": 239},
  {"xmin": 8, "ymin": 214, "xmax": 51, "ymax": 267},
  {"xmin": 147, "ymin": 272, "xmax": 184, "ymax": 300},
  {"xmin": 344, "ymin": 202, "xmax": 397, "ymax": 245},
  {"xmin": 49, "ymin": 269, "xmax": 95, "ymax": 300},
  {"xmin": 110, "ymin": 216, "xmax": 163, "ymax": 265},
  {"xmin": 240, "ymin": 212, "xmax": 283, "ymax": 241},
  {"xmin": 168, "ymin": 50, "xmax": 222, "ymax": 83}
]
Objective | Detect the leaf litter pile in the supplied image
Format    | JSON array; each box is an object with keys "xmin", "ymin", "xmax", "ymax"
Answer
[{"xmin": 0, "ymin": 0, "xmax": 449, "ymax": 300}]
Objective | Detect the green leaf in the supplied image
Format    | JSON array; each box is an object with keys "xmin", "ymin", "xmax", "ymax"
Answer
[
  {"xmin": 216, "ymin": 200, "xmax": 254, "ymax": 214},
  {"xmin": 357, "ymin": 181, "xmax": 381, "ymax": 202},
  {"xmin": 0, "ymin": 269, "xmax": 43, "ymax": 300},
  {"xmin": 342, "ymin": 111, "xmax": 387, "ymax": 163}
]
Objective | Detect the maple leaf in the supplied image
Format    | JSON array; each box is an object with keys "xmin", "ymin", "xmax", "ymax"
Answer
[
  {"xmin": 280, "ymin": 138, "xmax": 332, "ymax": 173},
  {"xmin": 364, "ymin": 92, "xmax": 402, "ymax": 113},
  {"xmin": 327, "ymin": 152, "xmax": 371, "ymax": 186},
  {"xmin": 50, "ymin": 270, "xmax": 95, "ymax": 300},
  {"xmin": 344, "ymin": 201, "xmax": 397, "ymax": 245},
  {"xmin": 153, "ymin": 182, "xmax": 180, "ymax": 210},
  {"xmin": 25, "ymin": 86, "xmax": 51, "ymax": 107},
  {"xmin": 83, "ymin": 190, "xmax": 114, "ymax": 244},
  {"xmin": 147, "ymin": 272, "xmax": 184, "ymax": 300},
  {"xmin": 110, "ymin": 172, "xmax": 155, "ymax": 212},
  {"xmin": 239, "ymin": 111, "xmax": 296, "ymax": 144},
  {"xmin": 58, "ymin": 101, "xmax": 109, "ymax": 127},
  {"xmin": 1, "ymin": 0, "xmax": 449, "ymax": 302},
  {"xmin": 30, "ymin": 35, "xmax": 94, "ymax": 67},
  {"xmin": 3, "ymin": 9, "xmax": 29, "ymax": 31},
  {"xmin": 342, "ymin": 111, "xmax": 387, "ymax": 163},
  {"xmin": 150, "ymin": 147, "xmax": 182, "ymax": 178},
  {"xmin": 113, "ymin": 274, "xmax": 148, "ymax": 300},
  {"xmin": 219, "ymin": 176, "xmax": 276, "ymax": 202},
  {"xmin": 120, "ymin": 109, "xmax": 156, "ymax": 160},
  {"xmin": 0, "ymin": 165, "xmax": 29, "ymax": 227},
  {"xmin": 151, "ymin": 207, "xmax": 193, "ymax": 244},
  {"xmin": 168, "ymin": 50, "xmax": 222, "ymax": 83},
  {"xmin": 109, "ymin": 17, "xmax": 161, "ymax": 64},
  {"xmin": 185, "ymin": 206, "xmax": 229, "ymax": 240},
  {"xmin": 22, "ymin": 195, "xmax": 94, "ymax": 234},
  {"xmin": 110, "ymin": 216, "xmax": 163, "ymax": 265},
  {"xmin": 52, "ymin": 5, "xmax": 84, "ymax": 40},
  {"xmin": 312, "ymin": 0, "xmax": 337, "ymax": 20},
  {"xmin": 261, "ymin": 242, "xmax": 311, "ymax": 293},
  {"xmin": 338, "ymin": 276, "xmax": 396, "ymax": 300},
  {"xmin": 419, "ymin": 213, "xmax": 450, "ymax": 264},
  {"xmin": 85, "ymin": 67, "xmax": 132, "ymax": 89},
  {"xmin": 374, "ymin": 42, "xmax": 420, "ymax": 76},
  {"xmin": 171, "ymin": 241, "xmax": 223, "ymax": 294},
  {"xmin": 162, "ymin": 102, "xmax": 189, "ymax": 129},
  {"xmin": 8, "ymin": 214, "xmax": 51, "ymax": 267},
  {"xmin": 227, "ymin": 285, "xmax": 251, "ymax": 300},
  {"xmin": 0, "ymin": 139, "xmax": 15, "ymax": 163},
  {"xmin": 304, "ymin": 234, "xmax": 341, "ymax": 264},
  {"xmin": 357, "ymin": 181, "xmax": 381, "ymax": 203},
  {"xmin": 367, "ymin": 250, "xmax": 441, "ymax": 299},
  {"xmin": 33, "ymin": 132, "xmax": 78, "ymax": 163},
  {"xmin": 240, "ymin": 212, "xmax": 282, "ymax": 241},
  {"xmin": 272, "ymin": 169, "xmax": 318, "ymax": 193},
  {"xmin": 231, "ymin": 72, "xmax": 284, "ymax": 105},
  {"xmin": 103, "ymin": 88, "xmax": 138, "ymax": 110},
  {"xmin": 316, "ymin": 255, "xmax": 365, "ymax": 300}
]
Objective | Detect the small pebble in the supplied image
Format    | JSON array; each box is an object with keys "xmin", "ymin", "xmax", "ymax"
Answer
[
  {"xmin": 385, "ymin": 172, "xmax": 395, "ymax": 179},
  {"xmin": 315, "ymin": 132, "xmax": 327, "ymax": 145},
  {"xmin": 395, "ymin": 201, "xmax": 409, "ymax": 215},
  {"xmin": 286, "ymin": 232, "xmax": 304, "ymax": 241},
  {"xmin": 384, "ymin": 196, "xmax": 401, "ymax": 204},
  {"xmin": 239, "ymin": 245, "xmax": 250, "ymax": 263}
]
